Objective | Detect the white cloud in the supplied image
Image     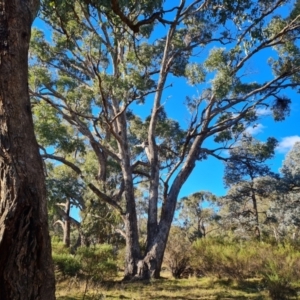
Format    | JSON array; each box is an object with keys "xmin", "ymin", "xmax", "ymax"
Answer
[
  {"xmin": 256, "ymin": 108, "xmax": 272, "ymax": 117},
  {"xmin": 245, "ymin": 124, "xmax": 265, "ymax": 135},
  {"xmin": 276, "ymin": 136, "xmax": 300, "ymax": 153}
]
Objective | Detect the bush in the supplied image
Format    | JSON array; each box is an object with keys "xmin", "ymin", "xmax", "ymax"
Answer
[
  {"xmin": 76, "ymin": 244, "xmax": 118, "ymax": 281},
  {"xmin": 259, "ymin": 244, "xmax": 300, "ymax": 300},
  {"xmin": 52, "ymin": 239, "xmax": 70, "ymax": 255},
  {"xmin": 191, "ymin": 238, "xmax": 300, "ymax": 299},
  {"xmin": 52, "ymin": 253, "xmax": 81, "ymax": 276},
  {"xmin": 52, "ymin": 240, "xmax": 81, "ymax": 276},
  {"xmin": 191, "ymin": 238, "xmax": 260, "ymax": 280},
  {"xmin": 164, "ymin": 227, "xmax": 191, "ymax": 278}
]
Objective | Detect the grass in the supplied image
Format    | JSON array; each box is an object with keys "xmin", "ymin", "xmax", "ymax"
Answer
[{"xmin": 56, "ymin": 272, "xmax": 270, "ymax": 300}]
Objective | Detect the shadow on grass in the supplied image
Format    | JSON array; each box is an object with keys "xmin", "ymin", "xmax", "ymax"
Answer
[
  {"xmin": 215, "ymin": 295, "xmax": 266, "ymax": 300},
  {"xmin": 56, "ymin": 276, "xmax": 268, "ymax": 300},
  {"xmin": 56, "ymin": 297, "xmax": 82, "ymax": 300},
  {"xmin": 232, "ymin": 279, "xmax": 263, "ymax": 293}
]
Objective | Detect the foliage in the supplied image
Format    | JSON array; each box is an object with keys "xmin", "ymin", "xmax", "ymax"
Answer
[
  {"xmin": 46, "ymin": 156, "xmax": 125, "ymax": 249},
  {"xmin": 52, "ymin": 239, "xmax": 118, "ymax": 282},
  {"xmin": 177, "ymin": 191, "xmax": 218, "ymax": 241},
  {"xmin": 260, "ymin": 244, "xmax": 300, "ymax": 300},
  {"xmin": 191, "ymin": 238, "xmax": 260, "ymax": 279},
  {"xmin": 76, "ymin": 244, "xmax": 118, "ymax": 282},
  {"xmin": 220, "ymin": 136, "xmax": 278, "ymax": 239},
  {"xmin": 164, "ymin": 227, "xmax": 191, "ymax": 279},
  {"xmin": 281, "ymin": 141, "xmax": 300, "ymax": 191},
  {"xmin": 191, "ymin": 237, "xmax": 300, "ymax": 299},
  {"xmin": 52, "ymin": 240, "xmax": 81, "ymax": 277},
  {"xmin": 224, "ymin": 136, "xmax": 278, "ymax": 187},
  {"xmin": 263, "ymin": 142, "xmax": 300, "ymax": 241},
  {"xmin": 53, "ymin": 253, "xmax": 81, "ymax": 277},
  {"xmin": 79, "ymin": 189, "xmax": 125, "ymax": 247}
]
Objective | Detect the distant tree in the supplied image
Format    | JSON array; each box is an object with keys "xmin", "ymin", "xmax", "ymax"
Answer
[
  {"xmin": 30, "ymin": 0, "xmax": 300, "ymax": 279},
  {"xmin": 46, "ymin": 164, "xmax": 85, "ymax": 247},
  {"xmin": 0, "ymin": 0, "xmax": 55, "ymax": 298},
  {"xmin": 222, "ymin": 136, "xmax": 278, "ymax": 239},
  {"xmin": 267, "ymin": 142, "xmax": 300, "ymax": 240},
  {"xmin": 281, "ymin": 142, "xmax": 300, "ymax": 192},
  {"xmin": 46, "ymin": 160, "xmax": 124, "ymax": 248},
  {"xmin": 178, "ymin": 191, "xmax": 217, "ymax": 241},
  {"xmin": 79, "ymin": 191, "xmax": 125, "ymax": 247}
]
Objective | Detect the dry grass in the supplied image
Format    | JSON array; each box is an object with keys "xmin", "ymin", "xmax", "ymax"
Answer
[{"xmin": 56, "ymin": 271, "xmax": 269, "ymax": 300}]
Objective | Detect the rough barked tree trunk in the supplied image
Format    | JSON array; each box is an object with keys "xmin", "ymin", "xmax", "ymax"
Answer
[
  {"xmin": 0, "ymin": 0, "xmax": 55, "ymax": 298},
  {"xmin": 123, "ymin": 212, "xmax": 141, "ymax": 280}
]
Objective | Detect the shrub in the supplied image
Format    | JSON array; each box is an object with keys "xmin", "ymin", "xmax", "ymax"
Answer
[
  {"xmin": 191, "ymin": 238, "xmax": 261, "ymax": 280},
  {"xmin": 52, "ymin": 240, "xmax": 81, "ymax": 277},
  {"xmin": 52, "ymin": 239, "xmax": 70, "ymax": 255},
  {"xmin": 76, "ymin": 244, "xmax": 118, "ymax": 282},
  {"xmin": 52, "ymin": 253, "xmax": 81, "ymax": 276},
  {"xmin": 164, "ymin": 227, "xmax": 191, "ymax": 278},
  {"xmin": 259, "ymin": 244, "xmax": 300, "ymax": 300},
  {"xmin": 191, "ymin": 238, "xmax": 300, "ymax": 299}
]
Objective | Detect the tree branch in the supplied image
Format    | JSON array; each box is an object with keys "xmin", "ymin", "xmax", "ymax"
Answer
[
  {"xmin": 110, "ymin": 0, "xmax": 178, "ymax": 33},
  {"xmin": 41, "ymin": 151, "xmax": 124, "ymax": 213}
]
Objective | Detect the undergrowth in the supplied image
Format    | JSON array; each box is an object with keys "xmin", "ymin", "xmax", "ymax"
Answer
[{"xmin": 53, "ymin": 238, "xmax": 300, "ymax": 299}]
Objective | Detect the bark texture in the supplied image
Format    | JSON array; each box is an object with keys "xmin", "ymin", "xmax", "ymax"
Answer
[{"xmin": 0, "ymin": 0, "xmax": 55, "ymax": 298}]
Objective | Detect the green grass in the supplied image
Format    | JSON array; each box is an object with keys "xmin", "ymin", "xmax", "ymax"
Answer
[{"xmin": 56, "ymin": 272, "xmax": 270, "ymax": 300}]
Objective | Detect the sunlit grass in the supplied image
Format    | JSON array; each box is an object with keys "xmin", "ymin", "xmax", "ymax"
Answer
[{"xmin": 56, "ymin": 272, "xmax": 270, "ymax": 300}]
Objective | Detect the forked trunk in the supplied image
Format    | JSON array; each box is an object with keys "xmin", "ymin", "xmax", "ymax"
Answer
[
  {"xmin": 123, "ymin": 221, "xmax": 171, "ymax": 280},
  {"xmin": 123, "ymin": 194, "xmax": 176, "ymax": 280},
  {"xmin": 0, "ymin": 0, "xmax": 55, "ymax": 298}
]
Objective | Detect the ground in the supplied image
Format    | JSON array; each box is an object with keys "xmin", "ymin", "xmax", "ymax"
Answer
[{"xmin": 55, "ymin": 271, "xmax": 272, "ymax": 299}]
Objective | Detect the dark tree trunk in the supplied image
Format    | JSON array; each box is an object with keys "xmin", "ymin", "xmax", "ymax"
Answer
[
  {"xmin": 0, "ymin": 0, "xmax": 56, "ymax": 298},
  {"xmin": 123, "ymin": 207, "xmax": 141, "ymax": 280},
  {"xmin": 251, "ymin": 191, "xmax": 261, "ymax": 240}
]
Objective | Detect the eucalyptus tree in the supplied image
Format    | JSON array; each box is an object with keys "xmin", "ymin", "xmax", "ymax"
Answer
[
  {"xmin": 178, "ymin": 191, "xmax": 217, "ymax": 241},
  {"xmin": 0, "ymin": 0, "xmax": 55, "ymax": 298},
  {"xmin": 46, "ymin": 153, "xmax": 124, "ymax": 248},
  {"xmin": 79, "ymin": 186, "xmax": 125, "ymax": 247},
  {"xmin": 267, "ymin": 142, "xmax": 300, "ymax": 240},
  {"xmin": 46, "ymin": 163, "xmax": 85, "ymax": 247},
  {"xmin": 281, "ymin": 142, "xmax": 300, "ymax": 192},
  {"xmin": 30, "ymin": 0, "xmax": 300, "ymax": 279},
  {"xmin": 266, "ymin": 189, "xmax": 300, "ymax": 240},
  {"xmin": 222, "ymin": 136, "xmax": 278, "ymax": 239}
]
